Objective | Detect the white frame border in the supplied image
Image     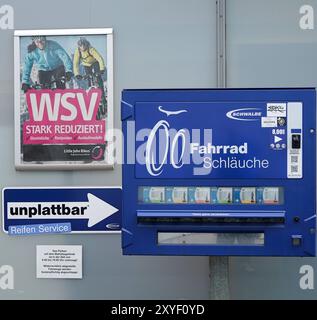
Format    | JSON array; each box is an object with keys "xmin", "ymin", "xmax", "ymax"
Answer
[{"xmin": 14, "ymin": 28, "xmax": 114, "ymax": 170}]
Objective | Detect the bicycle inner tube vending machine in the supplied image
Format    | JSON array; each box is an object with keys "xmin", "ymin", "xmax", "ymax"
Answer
[{"xmin": 121, "ymin": 88, "xmax": 316, "ymax": 256}]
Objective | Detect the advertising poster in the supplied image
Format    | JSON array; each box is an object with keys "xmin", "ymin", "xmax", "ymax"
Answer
[{"xmin": 14, "ymin": 29, "xmax": 114, "ymax": 169}]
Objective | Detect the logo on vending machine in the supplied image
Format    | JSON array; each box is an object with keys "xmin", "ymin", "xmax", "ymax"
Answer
[
  {"xmin": 145, "ymin": 106, "xmax": 190, "ymax": 176},
  {"xmin": 226, "ymin": 108, "xmax": 262, "ymax": 121},
  {"xmin": 146, "ymin": 119, "xmax": 187, "ymax": 176}
]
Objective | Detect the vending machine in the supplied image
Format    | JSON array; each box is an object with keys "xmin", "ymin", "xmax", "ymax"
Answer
[{"xmin": 121, "ymin": 88, "xmax": 316, "ymax": 256}]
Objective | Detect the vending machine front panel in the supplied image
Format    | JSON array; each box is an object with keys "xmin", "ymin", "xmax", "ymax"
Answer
[{"xmin": 122, "ymin": 88, "xmax": 316, "ymax": 256}]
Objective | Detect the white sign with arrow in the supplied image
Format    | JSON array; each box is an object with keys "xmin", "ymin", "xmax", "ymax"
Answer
[
  {"xmin": 3, "ymin": 187, "xmax": 122, "ymax": 234},
  {"xmin": 7, "ymin": 193, "xmax": 118, "ymax": 227}
]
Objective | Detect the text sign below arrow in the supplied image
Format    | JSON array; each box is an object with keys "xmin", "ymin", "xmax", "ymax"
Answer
[{"xmin": 2, "ymin": 187, "xmax": 122, "ymax": 234}]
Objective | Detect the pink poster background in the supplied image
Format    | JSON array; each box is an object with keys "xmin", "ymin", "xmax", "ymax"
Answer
[{"xmin": 23, "ymin": 88, "xmax": 106, "ymax": 145}]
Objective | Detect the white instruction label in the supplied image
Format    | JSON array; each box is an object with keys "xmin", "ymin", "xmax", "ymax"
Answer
[
  {"xmin": 261, "ymin": 117, "xmax": 277, "ymax": 127},
  {"xmin": 267, "ymin": 103, "xmax": 287, "ymax": 117},
  {"xmin": 36, "ymin": 245, "xmax": 82, "ymax": 279}
]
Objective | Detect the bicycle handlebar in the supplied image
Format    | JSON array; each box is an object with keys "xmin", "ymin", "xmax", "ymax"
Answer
[
  {"xmin": 82, "ymin": 73, "xmax": 102, "ymax": 80},
  {"xmin": 30, "ymin": 76, "xmax": 70, "ymax": 89}
]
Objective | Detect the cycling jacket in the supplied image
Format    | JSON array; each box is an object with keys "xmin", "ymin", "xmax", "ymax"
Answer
[
  {"xmin": 22, "ymin": 40, "xmax": 73, "ymax": 85},
  {"xmin": 73, "ymin": 46, "xmax": 105, "ymax": 76}
]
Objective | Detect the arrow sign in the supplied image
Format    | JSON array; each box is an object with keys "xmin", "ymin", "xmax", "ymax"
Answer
[
  {"xmin": 274, "ymin": 136, "xmax": 282, "ymax": 143},
  {"xmin": 86, "ymin": 193, "xmax": 118, "ymax": 227},
  {"xmin": 2, "ymin": 187, "xmax": 122, "ymax": 234}
]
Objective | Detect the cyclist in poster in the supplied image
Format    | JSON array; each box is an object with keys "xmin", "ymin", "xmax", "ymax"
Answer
[
  {"xmin": 21, "ymin": 36, "xmax": 73, "ymax": 92},
  {"xmin": 73, "ymin": 37, "xmax": 107, "ymax": 120}
]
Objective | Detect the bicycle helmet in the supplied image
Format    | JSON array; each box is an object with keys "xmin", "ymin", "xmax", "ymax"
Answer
[
  {"xmin": 32, "ymin": 35, "xmax": 46, "ymax": 42},
  {"xmin": 78, "ymin": 37, "xmax": 90, "ymax": 48}
]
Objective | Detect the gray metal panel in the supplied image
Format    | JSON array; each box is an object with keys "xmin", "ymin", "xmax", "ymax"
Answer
[
  {"xmin": 216, "ymin": 0, "xmax": 226, "ymax": 88},
  {"xmin": 210, "ymin": 0, "xmax": 230, "ymax": 301},
  {"xmin": 0, "ymin": 0, "xmax": 217, "ymax": 299}
]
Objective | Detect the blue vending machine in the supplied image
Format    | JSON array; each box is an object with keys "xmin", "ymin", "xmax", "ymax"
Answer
[{"xmin": 121, "ymin": 88, "xmax": 316, "ymax": 256}]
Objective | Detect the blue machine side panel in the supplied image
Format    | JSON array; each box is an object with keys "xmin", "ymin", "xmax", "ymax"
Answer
[{"xmin": 122, "ymin": 88, "xmax": 316, "ymax": 257}]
